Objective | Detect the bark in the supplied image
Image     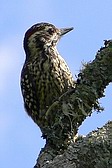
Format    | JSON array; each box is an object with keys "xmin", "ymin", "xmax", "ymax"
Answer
[{"xmin": 34, "ymin": 40, "xmax": 112, "ymax": 168}]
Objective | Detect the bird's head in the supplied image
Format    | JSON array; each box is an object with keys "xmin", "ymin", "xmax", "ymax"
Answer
[{"xmin": 24, "ymin": 22, "xmax": 73, "ymax": 57}]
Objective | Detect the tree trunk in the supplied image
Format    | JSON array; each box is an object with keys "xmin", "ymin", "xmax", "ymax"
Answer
[{"xmin": 34, "ymin": 40, "xmax": 112, "ymax": 168}]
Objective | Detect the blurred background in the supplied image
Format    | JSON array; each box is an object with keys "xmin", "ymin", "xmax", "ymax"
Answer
[{"xmin": 0, "ymin": 1, "xmax": 112, "ymax": 167}]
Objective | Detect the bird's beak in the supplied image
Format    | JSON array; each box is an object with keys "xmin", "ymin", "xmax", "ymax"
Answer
[{"xmin": 60, "ymin": 27, "xmax": 74, "ymax": 36}]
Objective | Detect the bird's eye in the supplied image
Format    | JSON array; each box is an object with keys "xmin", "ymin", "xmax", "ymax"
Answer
[{"xmin": 47, "ymin": 28, "xmax": 55, "ymax": 35}]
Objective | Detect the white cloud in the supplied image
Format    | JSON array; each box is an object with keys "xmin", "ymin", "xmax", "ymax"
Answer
[{"xmin": 0, "ymin": 36, "xmax": 23, "ymax": 93}]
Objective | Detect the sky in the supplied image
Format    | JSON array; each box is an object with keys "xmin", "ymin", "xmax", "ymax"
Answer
[{"xmin": 0, "ymin": 1, "xmax": 112, "ymax": 168}]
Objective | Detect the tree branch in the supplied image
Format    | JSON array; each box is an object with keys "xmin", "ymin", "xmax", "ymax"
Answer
[{"xmin": 34, "ymin": 40, "xmax": 112, "ymax": 168}]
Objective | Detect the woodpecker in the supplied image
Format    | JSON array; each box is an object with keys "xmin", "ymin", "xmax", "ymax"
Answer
[{"xmin": 21, "ymin": 22, "xmax": 75, "ymax": 128}]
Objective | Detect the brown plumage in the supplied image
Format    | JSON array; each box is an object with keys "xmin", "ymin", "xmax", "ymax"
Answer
[{"xmin": 21, "ymin": 22, "xmax": 75, "ymax": 127}]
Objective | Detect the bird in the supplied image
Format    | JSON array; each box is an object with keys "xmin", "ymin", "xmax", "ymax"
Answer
[{"xmin": 20, "ymin": 22, "xmax": 75, "ymax": 128}]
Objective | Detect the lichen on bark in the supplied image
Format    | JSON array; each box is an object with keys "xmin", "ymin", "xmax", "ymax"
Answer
[{"xmin": 34, "ymin": 40, "xmax": 112, "ymax": 168}]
